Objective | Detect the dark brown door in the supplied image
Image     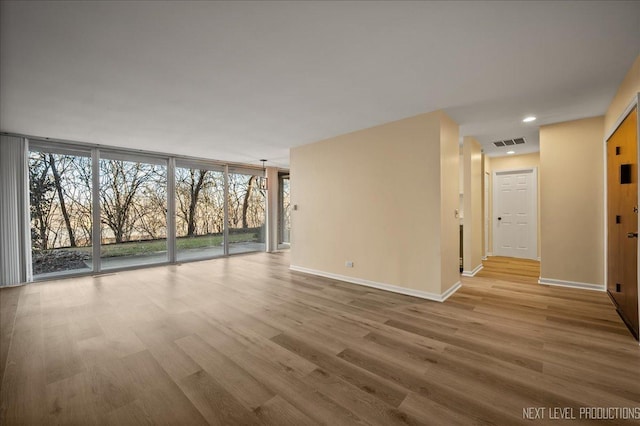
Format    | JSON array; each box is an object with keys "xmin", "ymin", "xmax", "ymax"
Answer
[{"xmin": 607, "ymin": 106, "xmax": 639, "ymax": 340}]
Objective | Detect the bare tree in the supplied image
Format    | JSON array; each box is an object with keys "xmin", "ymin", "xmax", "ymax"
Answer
[
  {"xmin": 227, "ymin": 174, "xmax": 243, "ymax": 229},
  {"xmin": 29, "ymin": 153, "xmax": 56, "ymax": 250},
  {"xmin": 176, "ymin": 169, "xmax": 226, "ymax": 237},
  {"xmin": 68, "ymin": 156, "xmax": 93, "ymax": 245},
  {"xmin": 133, "ymin": 180, "xmax": 167, "ymax": 240},
  {"xmin": 48, "ymin": 154, "xmax": 76, "ymax": 247},
  {"xmin": 100, "ymin": 160, "xmax": 157, "ymax": 243},
  {"xmin": 176, "ymin": 168, "xmax": 203, "ymax": 236},
  {"xmin": 247, "ymin": 187, "xmax": 266, "ymax": 229},
  {"xmin": 241, "ymin": 175, "xmax": 255, "ymax": 228},
  {"xmin": 184, "ymin": 169, "xmax": 207, "ymax": 236},
  {"xmin": 206, "ymin": 174, "xmax": 225, "ymax": 233}
]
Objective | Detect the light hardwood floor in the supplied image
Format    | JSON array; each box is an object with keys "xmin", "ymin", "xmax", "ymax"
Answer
[
  {"xmin": 478, "ymin": 256, "xmax": 541, "ymax": 279},
  {"xmin": 1, "ymin": 253, "xmax": 639, "ymax": 425}
]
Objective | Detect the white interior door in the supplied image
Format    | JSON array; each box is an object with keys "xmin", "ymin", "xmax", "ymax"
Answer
[{"xmin": 493, "ymin": 168, "xmax": 537, "ymax": 259}]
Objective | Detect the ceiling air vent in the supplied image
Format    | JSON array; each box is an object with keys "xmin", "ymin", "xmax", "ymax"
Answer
[{"xmin": 493, "ymin": 137, "xmax": 526, "ymax": 148}]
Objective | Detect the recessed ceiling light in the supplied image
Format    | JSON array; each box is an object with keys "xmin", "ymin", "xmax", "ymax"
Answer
[
  {"xmin": 507, "ymin": 150, "xmax": 515, "ymax": 155},
  {"xmin": 523, "ymin": 116, "xmax": 536, "ymax": 123}
]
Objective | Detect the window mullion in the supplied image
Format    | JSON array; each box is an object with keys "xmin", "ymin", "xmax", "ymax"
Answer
[
  {"xmin": 224, "ymin": 165, "xmax": 229, "ymax": 256},
  {"xmin": 167, "ymin": 157, "xmax": 176, "ymax": 263},
  {"xmin": 92, "ymin": 148, "xmax": 101, "ymax": 273}
]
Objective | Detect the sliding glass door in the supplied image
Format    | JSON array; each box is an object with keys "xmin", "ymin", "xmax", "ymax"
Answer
[
  {"xmin": 99, "ymin": 153, "xmax": 168, "ymax": 270},
  {"xmin": 28, "ymin": 144, "xmax": 93, "ymax": 278},
  {"xmin": 175, "ymin": 162, "xmax": 225, "ymax": 261},
  {"xmin": 227, "ymin": 168, "xmax": 266, "ymax": 254}
]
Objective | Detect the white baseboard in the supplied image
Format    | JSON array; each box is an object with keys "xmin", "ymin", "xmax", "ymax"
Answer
[
  {"xmin": 461, "ymin": 264, "xmax": 483, "ymax": 277},
  {"xmin": 440, "ymin": 281, "xmax": 462, "ymax": 302},
  {"xmin": 481, "ymin": 256, "xmax": 487, "ymax": 261},
  {"xmin": 289, "ymin": 265, "xmax": 461, "ymax": 302},
  {"xmin": 538, "ymin": 277, "xmax": 605, "ymax": 292},
  {"xmin": 486, "ymin": 252, "xmax": 493, "ymax": 257}
]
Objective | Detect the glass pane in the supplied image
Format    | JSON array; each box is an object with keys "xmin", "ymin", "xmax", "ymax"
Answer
[
  {"xmin": 29, "ymin": 150, "xmax": 93, "ymax": 278},
  {"xmin": 175, "ymin": 167, "xmax": 225, "ymax": 261},
  {"xmin": 228, "ymin": 172, "xmax": 266, "ymax": 254},
  {"xmin": 99, "ymin": 158, "xmax": 167, "ymax": 269},
  {"xmin": 279, "ymin": 175, "xmax": 291, "ymax": 249}
]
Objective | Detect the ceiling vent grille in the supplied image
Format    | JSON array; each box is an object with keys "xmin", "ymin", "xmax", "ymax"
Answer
[{"xmin": 493, "ymin": 137, "xmax": 526, "ymax": 148}]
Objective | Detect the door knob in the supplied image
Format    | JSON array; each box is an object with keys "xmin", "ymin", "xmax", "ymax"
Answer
[
  {"xmin": 627, "ymin": 232, "xmax": 638, "ymax": 238},
  {"xmin": 497, "ymin": 217, "xmax": 502, "ymax": 221}
]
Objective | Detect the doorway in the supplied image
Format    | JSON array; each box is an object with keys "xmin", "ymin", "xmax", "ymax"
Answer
[
  {"xmin": 606, "ymin": 105, "xmax": 639, "ymax": 339},
  {"xmin": 492, "ymin": 168, "xmax": 538, "ymax": 259}
]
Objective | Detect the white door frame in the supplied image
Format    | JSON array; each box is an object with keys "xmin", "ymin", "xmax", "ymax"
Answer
[
  {"xmin": 492, "ymin": 167, "xmax": 538, "ymax": 259},
  {"xmin": 484, "ymin": 171, "xmax": 490, "ymax": 259}
]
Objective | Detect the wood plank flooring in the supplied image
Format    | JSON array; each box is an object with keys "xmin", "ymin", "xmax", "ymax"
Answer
[
  {"xmin": 1, "ymin": 252, "xmax": 639, "ymax": 425},
  {"xmin": 478, "ymin": 256, "xmax": 541, "ymax": 279}
]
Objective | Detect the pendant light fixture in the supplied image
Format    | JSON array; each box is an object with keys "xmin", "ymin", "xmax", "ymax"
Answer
[{"xmin": 257, "ymin": 159, "xmax": 268, "ymax": 190}]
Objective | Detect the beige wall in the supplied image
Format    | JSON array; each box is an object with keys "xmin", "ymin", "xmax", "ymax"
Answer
[
  {"xmin": 486, "ymin": 152, "xmax": 541, "ymax": 257},
  {"xmin": 463, "ymin": 137, "xmax": 483, "ymax": 272},
  {"xmin": 605, "ymin": 54, "xmax": 640, "ymax": 134},
  {"xmin": 539, "ymin": 116, "xmax": 604, "ymax": 285},
  {"xmin": 489, "ymin": 152, "xmax": 540, "ymax": 172},
  {"xmin": 290, "ymin": 111, "xmax": 459, "ymax": 297},
  {"xmin": 440, "ymin": 114, "xmax": 461, "ymax": 293}
]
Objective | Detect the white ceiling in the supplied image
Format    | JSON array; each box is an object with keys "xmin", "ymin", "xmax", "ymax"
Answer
[{"xmin": 1, "ymin": 1, "xmax": 639, "ymax": 166}]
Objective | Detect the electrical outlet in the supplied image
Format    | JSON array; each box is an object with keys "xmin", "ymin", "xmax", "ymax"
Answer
[{"xmin": 345, "ymin": 261, "xmax": 354, "ymax": 268}]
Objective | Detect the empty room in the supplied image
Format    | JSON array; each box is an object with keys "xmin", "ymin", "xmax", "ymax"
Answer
[{"xmin": 1, "ymin": 1, "xmax": 640, "ymax": 424}]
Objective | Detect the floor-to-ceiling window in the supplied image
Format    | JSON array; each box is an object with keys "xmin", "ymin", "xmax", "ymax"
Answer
[
  {"xmin": 227, "ymin": 168, "xmax": 266, "ymax": 254},
  {"xmin": 24, "ymin": 138, "xmax": 285, "ymax": 279},
  {"xmin": 99, "ymin": 153, "xmax": 168, "ymax": 270},
  {"xmin": 278, "ymin": 173, "xmax": 290, "ymax": 249},
  {"xmin": 28, "ymin": 144, "xmax": 93, "ymax": 278},
  {"xmin": 175, "ymin": 162, "xmax": 226, "ymax": 261}
]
